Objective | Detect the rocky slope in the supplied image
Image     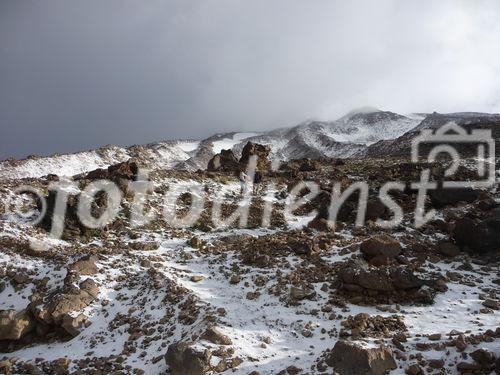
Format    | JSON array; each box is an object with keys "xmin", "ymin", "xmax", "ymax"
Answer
[{"xmin": 1, "ymin": 154, "xmax": 499, "ymax": 374}]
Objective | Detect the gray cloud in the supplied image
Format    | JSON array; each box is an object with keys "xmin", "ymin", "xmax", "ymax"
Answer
[{"xmin": 1, "ymin": 0, "xmax": 500, "ymax": 159}]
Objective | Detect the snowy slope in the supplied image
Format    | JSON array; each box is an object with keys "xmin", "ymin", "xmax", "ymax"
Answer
[
  {"xmin": 0, "ymin": 108, "xmax": 428, "ymax": 178},
  {"xmin": 0, "ymin": 146, "xmax": 131, "ymax": 179}
]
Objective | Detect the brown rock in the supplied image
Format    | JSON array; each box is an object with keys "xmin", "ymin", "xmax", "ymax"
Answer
[
  {"xmin": 365, "ymin": 199, "xmax": 389, "ymax": 221},
  {"xmin": 436, "ymin": 242, "xmax": 460, "ymax": 257},
  {"xmin": 286, "ymin": 365, "xmax": 301, "ymax": 374},
  {"xmin": 61, "ymin": 313, "xmax": 88, "ymax": 337},
  {"xmin": 456, "ymin": 362, "xmax": 482, "ymax": 373},
  {"xmin": 483, "ymin": 299, "xmax": 500, "ymax": 310},
  {"xmin": 207, "ymin": 149, "xmax": 239, "ymax": 172},
  {"xmin": 428, "ymin": 333, "xmax": 441, "ymax": 341},
  {"xmin": 239, "ymin": 142, "xmax": 271, "ymax": 171},
  {"xmin": 190, "ymin": 276, "xmax": 205, "ymax": 283},
  {"xmin": 68, "ymin": 255, "xmax": 98, "ymax": 275},
  {"xmin": 405, "ymin": 364, "xmax": 422, "ymax": 375},
  {"xmin": 428, "ymin": 359, "xmax": 444, "ymax": 369},
  {"xmin": 165, "ymin": 341, "xmax": 212, "ymax": 375},
  {"xmin": 307, "ymin": 217, "xmax": 335, "ymax": 232},
  {"xmin": 35, "ymin": 279, "xmax": 99, "ymax": 324},
  {"xmin": 360, "ymin": 235, "xmax": 402, "ymax": 264},
  {"xmin": 290, "ymin": 286, "xmax": 316, "ymax": 301},
  {"xmin": 201, "ymin": 326, "xmax": 233, "ymax": 345},
  {"xmin": 0, "ymin": 309, "xmax": 35, "ymax": 340},
  {"xmin": 326, "ymin": 340, "xmax": 397, "ymax": 375},
  {"xmin": 470, "ymin": 348, "xmax": 495, "ymax": 367}
]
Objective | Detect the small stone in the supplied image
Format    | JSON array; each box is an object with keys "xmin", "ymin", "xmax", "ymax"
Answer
[
  {"xmin": 201, "ymin": 326, "xmax": 233, "ymax": 345},
  {"xmin": 482, "ymin": 299, "xmax": 499, "ymax": 310},
  {"xmin": 229, "ymin": 275, "xmax": 241, "ymax": 284},
  {"xmin": 190, "ymin": 275, "xmax": 205, "ymax": 282},
  {"xmin": 428, "ymin": 359, "xmax": 444, "ymax": 369}
]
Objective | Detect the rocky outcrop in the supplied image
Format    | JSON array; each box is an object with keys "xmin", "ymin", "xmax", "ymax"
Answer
[
  {"xmin": 325, "ymin": 340, "xmax": 397, "ymax": 375},
  {"xmin": 77, "ymin": 159, "xmax": 139, "ymax": 181},
  {"xmin": 68, "ymin": 255, "xmax": 99, "ymax": 275},
  {"xmin": 339, "ymin": 313, "xmax": 406, "ymax": 339},
  {"xmin": 207, "ymin": 149, "xmax": 240, "ymax": 172},
  {"xmin": 239, "ymin": 142, "xmax": 271, "ymax": 170},
  {"xmin": 38, "ymin": 279, "xmax": 99, "ymax": 325},
  {"xmin": 338, "ymin": 260, "xmax": 441, "ymax": 304},
  {"xmin": 27, "ymin": 278, "xmax": 98, "ymax": 338}
]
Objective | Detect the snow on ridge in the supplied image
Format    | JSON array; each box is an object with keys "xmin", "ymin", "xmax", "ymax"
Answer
[
  {"xmin": 320, "ymin": 115, "xmax": 421, "ymax": 145},
  {"xmin": 211, "ymin": 132, "xmax": 261, "ymax": 154},
  {"xmin": 0, "ymin": 139, "xmax": 203, "ymax": 179},
  {"xmin": 177, "ymin": 141, "xmax": 200, "ymax": 153},
  {"xmin": 0, "ymin": 147, "xmax": 131, "ymax": 179}
]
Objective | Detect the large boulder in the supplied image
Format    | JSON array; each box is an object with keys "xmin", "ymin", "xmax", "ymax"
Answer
[
  {"xmin": 207, "ymin": 149, "xmax": 240, "ymax": 172},
  {"xmin": 31, "ymin": 279, "xmax": 99, "ymax": 326},
  {"xmin": 201, "ymin": 326, "xmax": 233, "ymax": 345},
  {"xmin": 165, "ymin": 341, "xmax": 212, "ymax": 375},
  {"xmin": 107, "ymin": 159, "xmax": 139, "ymax": 180},
  {"xmin": 429, "ymin": 187, "xmax": 480, "ymax": 208},
  {"xmin": 0, "ymin": 309, "xmax": 35, "ymax": 341},
  {"xmin": 454, "ymin": 208, "xmax": 500, "ymax": 253},
  {"xmin": 68, "ymin": 255, "xmax": 99, "ymax": 275},
  {"xmin": 239, "ymin": 142, "xmax": 271, "ymax": 171},
  {"xmin": 360, "ymin": 235, "xmax": 402, "ymax": 265},
  {"xmin": 326, "ymin": 340, "xmax": 397, "ymax": 375},
  {"xmin": 79, "ymin": 159, "xmax": 139, "ymax": 181},
  {"xmin": 435, "ymin": 241, "xmax": 460, "ymax": 257},
  {"xmin": 470, "ymin": 348, "xmax": 496, "ymax": 368},
  {"xmin": 338, "ymin": 260, "xmax": 439, "ymax": 304}
]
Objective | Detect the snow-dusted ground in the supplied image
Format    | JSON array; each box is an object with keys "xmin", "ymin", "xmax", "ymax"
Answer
[
  {"xmin": 1, "ymin": 171, "xmax": 499, "ymax": 374},
  {"xmin": 2, "ymin": 224, "xmax": 498, "ymax": 374}
]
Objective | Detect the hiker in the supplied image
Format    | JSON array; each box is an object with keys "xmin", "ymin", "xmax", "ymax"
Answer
[{"xmin": 253, "ymin": 171, "xmax": 263, "ymax": 194}]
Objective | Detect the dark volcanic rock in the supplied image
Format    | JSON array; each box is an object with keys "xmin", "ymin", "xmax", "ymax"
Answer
[
  {"xmin": 207, "ymin": 149, "xmax": 240, "ymax": 172},
  {"xmin": 454, "ymin": 208, "xmax": 500, "ymax": 254},
  {"xmin": 429, "ymin": 187, "xmax": 480, "ymax": 208},
  {"xmin": 338, "ymin": 260, "xmax": 440, "ymax": 304},
  {"xmin": 360, "ymin": 234, "xmax": 402, "ymax": 265},
  {"xmin": 239, "ymin": 141, "xmax": 271, "ymax": 170}
]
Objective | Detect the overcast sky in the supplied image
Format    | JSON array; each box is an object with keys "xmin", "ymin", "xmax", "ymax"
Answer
[{"xmin": 1, "ymin": 0, "xmax": 500, "ymax": 159}]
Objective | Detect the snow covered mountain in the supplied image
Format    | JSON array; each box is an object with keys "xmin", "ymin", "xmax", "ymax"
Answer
[
  {"xmin": 4, "ymin": 108, "xmax": 496, "ymax": 179},
  {"xmin": 365, "ymin": 111, "xmax": 500, "ymax": 158}
]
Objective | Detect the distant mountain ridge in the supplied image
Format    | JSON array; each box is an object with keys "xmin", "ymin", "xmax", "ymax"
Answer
[{"xmin": 1, "ymin": 109, "xmax": 499, "ymax": 179}]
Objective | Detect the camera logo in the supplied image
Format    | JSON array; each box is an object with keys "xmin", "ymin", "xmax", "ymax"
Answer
[{"xmin": 411, "ymin": 122, "xmax": 496, "ymax": 188}]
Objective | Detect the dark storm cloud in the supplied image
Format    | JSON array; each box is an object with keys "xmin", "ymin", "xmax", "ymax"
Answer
[{"xmin": 1, "ymin": 0, "xmax": 500, "ymax": 159}]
